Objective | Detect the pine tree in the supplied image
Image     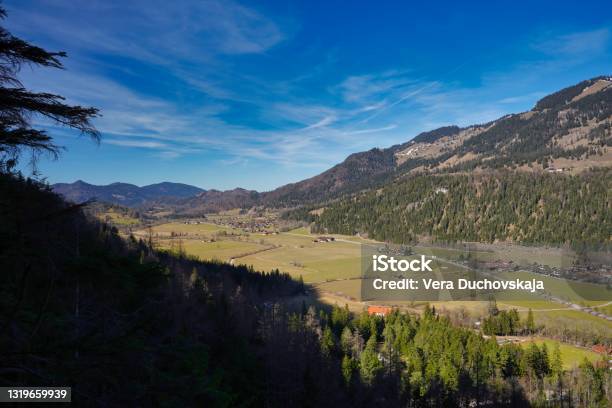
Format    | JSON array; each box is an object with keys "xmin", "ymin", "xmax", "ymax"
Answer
[
  {"xmin": 525, "ymin": 308, "xmax": 535, "ymax": 335},
  {"xmin": 321, "ymin": 326, "xmax": 335, "ymax": 356},
  {"xmin": 340, "ymin": 326, "xmax": 353, "ymax": 356},
  {"xmin": 341, "ymin": 355, "xmax": 357, "ymax": 386},
  {"xmin": 0, "ymin": 6, "xmax": 99, "ymax": 171},
  {"xmin": 550, "ymin": 342, "xmax": 563, "ymax": 382},
  {"xmin": 359, "ymin": 335, "xmax": 382, "ymax": 384}
]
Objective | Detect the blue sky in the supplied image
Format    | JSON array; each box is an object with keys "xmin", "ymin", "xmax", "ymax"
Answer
[{"xmin": 5, "ymin": 0, "xmax": 612, "ymax": 191}]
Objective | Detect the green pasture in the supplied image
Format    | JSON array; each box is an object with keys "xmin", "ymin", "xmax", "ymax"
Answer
[
  {"xmin": 159, "ymin": 238, "xmax": 267, "ymax": 262},
  {"xmin": 520, "ymin": 339, "xmax": 603, "ymax": 369}
]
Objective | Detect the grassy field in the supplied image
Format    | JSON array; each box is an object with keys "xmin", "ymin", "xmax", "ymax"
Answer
[
  {"xmin": 287, "ymin": 227, "xmax": 310, "ymax": 235},
  {"xmin": 238, "ymin": 236, "xmax": 361, "ymax": 283},
  {"xmin": 158, "ymin": 238, "xmax": 269, "ymax": 262},
  {"xmin": 98, "ymin": 209, "xmax": 140, "ymax": 226},
  {"xmin": 314, "ymin": 279, "xmax": 362, "ymax": 300},
  {"xmin": 144, "ymin": 221, "xmax": 232, "ymax": 235},
  {"xmin": 136, "ymin": 221, "xmax": 264, "ymax": 261},
  {"xmin": 593, "ymin": 303, "xmax": 612, "ymax": 315},
  {"xmin": 521, "ymin": 339, "xmax": 603, "ymax": 369},
  {"xmin": 502, "ymin": 270, "xmax": 612, "ymax": 305},
  {"xmin": 314, "ymin": 279, "xmax": 494, "ymax": 316},
  {"xmin": 414, "ymin": 243, "xmax": 575, "ymax": 268},
  {"xmin": 140, "ymin": 221, "xmax": 611, "ymax": 338},
  {"xmin": 314, "ymin": 278, "xmax": 580, "ymax": 314},
  {"xmin": 498, "ymin": 300, "xmax": 570, "ymax": 310},
  {"xmin": 520, "ymin": 308, "xmax": 612, "ymax": 334},
  {"xmin": 139, "ymin": 223, "xmax": 363, "ymax": 277}
]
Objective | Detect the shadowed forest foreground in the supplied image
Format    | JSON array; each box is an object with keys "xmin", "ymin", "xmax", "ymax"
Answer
[{"xmin": 1, "ymin": 173, "xmax": 609, "ymax": 407}]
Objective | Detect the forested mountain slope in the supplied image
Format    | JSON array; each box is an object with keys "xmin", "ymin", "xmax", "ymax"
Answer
[
  {"xmin": 1, "ymin": 173, "xmax": 317, "ymax": 406},
  {"xmin": 282, "ymin": 78, "xmax": 612, "ymax": 247},
  {"xmin": 311, "ymin": 170, "xmax": 611, "ymax": 246},
  {"xmin": 159, "ymin": 187, "xmax": 261, "ymax": 214},
  {"xmin": 261, "ymin": 147, "xmax": 397, "ymax": 207}
]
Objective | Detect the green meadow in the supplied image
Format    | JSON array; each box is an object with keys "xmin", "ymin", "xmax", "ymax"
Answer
[
  {"xmin": 502, "ymin": 270, "xmax": 612, "ymax": 305},
  {"xmin": 520, "ymin": 308, "xmax": 612, "ymax": 334},
  {"xmin": 238, "ymin": 234, "xmax": 362, "ymax": 283},
  {"xmin": 141, "ymin": 222, "xmax": 611, "ymax": 337},
  {"xmin": 159, "ymin": 238, "xmax": 268, "ymax": 262},
  {"xmin": 521, "ymin": 339, "xmax": 603, "ymax": 369},
  {"xmin": 145, "ymin": 221, "xmax": 232, "ymax": 235},
  {"xmin": 98, "ymin": 209, "xmax": 140, "ymax": 226}
]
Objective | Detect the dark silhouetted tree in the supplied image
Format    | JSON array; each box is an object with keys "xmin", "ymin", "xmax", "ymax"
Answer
[{"xmin": 0, "ymin": 5, "xmax": 99, "ymax": 171}]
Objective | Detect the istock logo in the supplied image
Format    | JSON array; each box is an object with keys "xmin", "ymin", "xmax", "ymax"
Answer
[{"xmin": 372, "ymin": 254, "xmax": 433, "ymax": 272}]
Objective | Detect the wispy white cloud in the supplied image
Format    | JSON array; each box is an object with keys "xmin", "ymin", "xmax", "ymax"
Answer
[
  {"xmin": 7, "ymin": 0, "xmax": 284, "ymax": 60},
  {"xmin": 105, "ymin": 139, "xmax": 167, "ymax": 149},
  {"xmin": 7, "ymin": 0, "xmax": 611, "ymax": 185},
  {"xmin": 532, "ymin": 28, "xmax": 610, "ymax": 58},
  {"xmin": 22, "ymin": 60, "xmax": 552, "ymax": 168},
  {"xmin": 498, "ymin": 92, "xmax": 547, "ymax": 105},
  {"xmin": 155, "ymin": 151, "xmax": 182, "ymax": 160},
  {"xmin": 302, "ymin": 115, "xmax": 336, "ymax": 130},
  {"xmin": 342, "ymin": 124, "xmax": 397, "ymax": 135},
  {"xmin": 336, "ymin": 70, "xmax": 416, "ymax": 104}
]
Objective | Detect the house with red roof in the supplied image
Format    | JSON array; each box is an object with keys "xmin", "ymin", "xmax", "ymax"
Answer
[{"xmin": 367, "ymin": 305, "xmax": 393, "ymax": 317}]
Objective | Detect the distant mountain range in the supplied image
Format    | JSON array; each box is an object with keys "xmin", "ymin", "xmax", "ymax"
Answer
[
  {"xmin": 54, "ymin": 76, "xmax": 612, "ymax": 213},
  {"xmin": 52, "ymin": 180, "xmax": 204, "ymax": 207}
]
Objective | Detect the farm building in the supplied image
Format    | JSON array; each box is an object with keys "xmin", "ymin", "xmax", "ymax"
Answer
[
  {"xmin": 367, "ymin": 305, "xmax": 393, "ymax": 317},
  {"xmin": 592, "ymin": 344, "xmax": 612, "ymax": 355}
]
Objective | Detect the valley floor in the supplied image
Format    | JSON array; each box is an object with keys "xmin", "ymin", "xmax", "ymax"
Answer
[{"xmin": 130, "ymin": 216, "xmax": 612, "ymax": 338}]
